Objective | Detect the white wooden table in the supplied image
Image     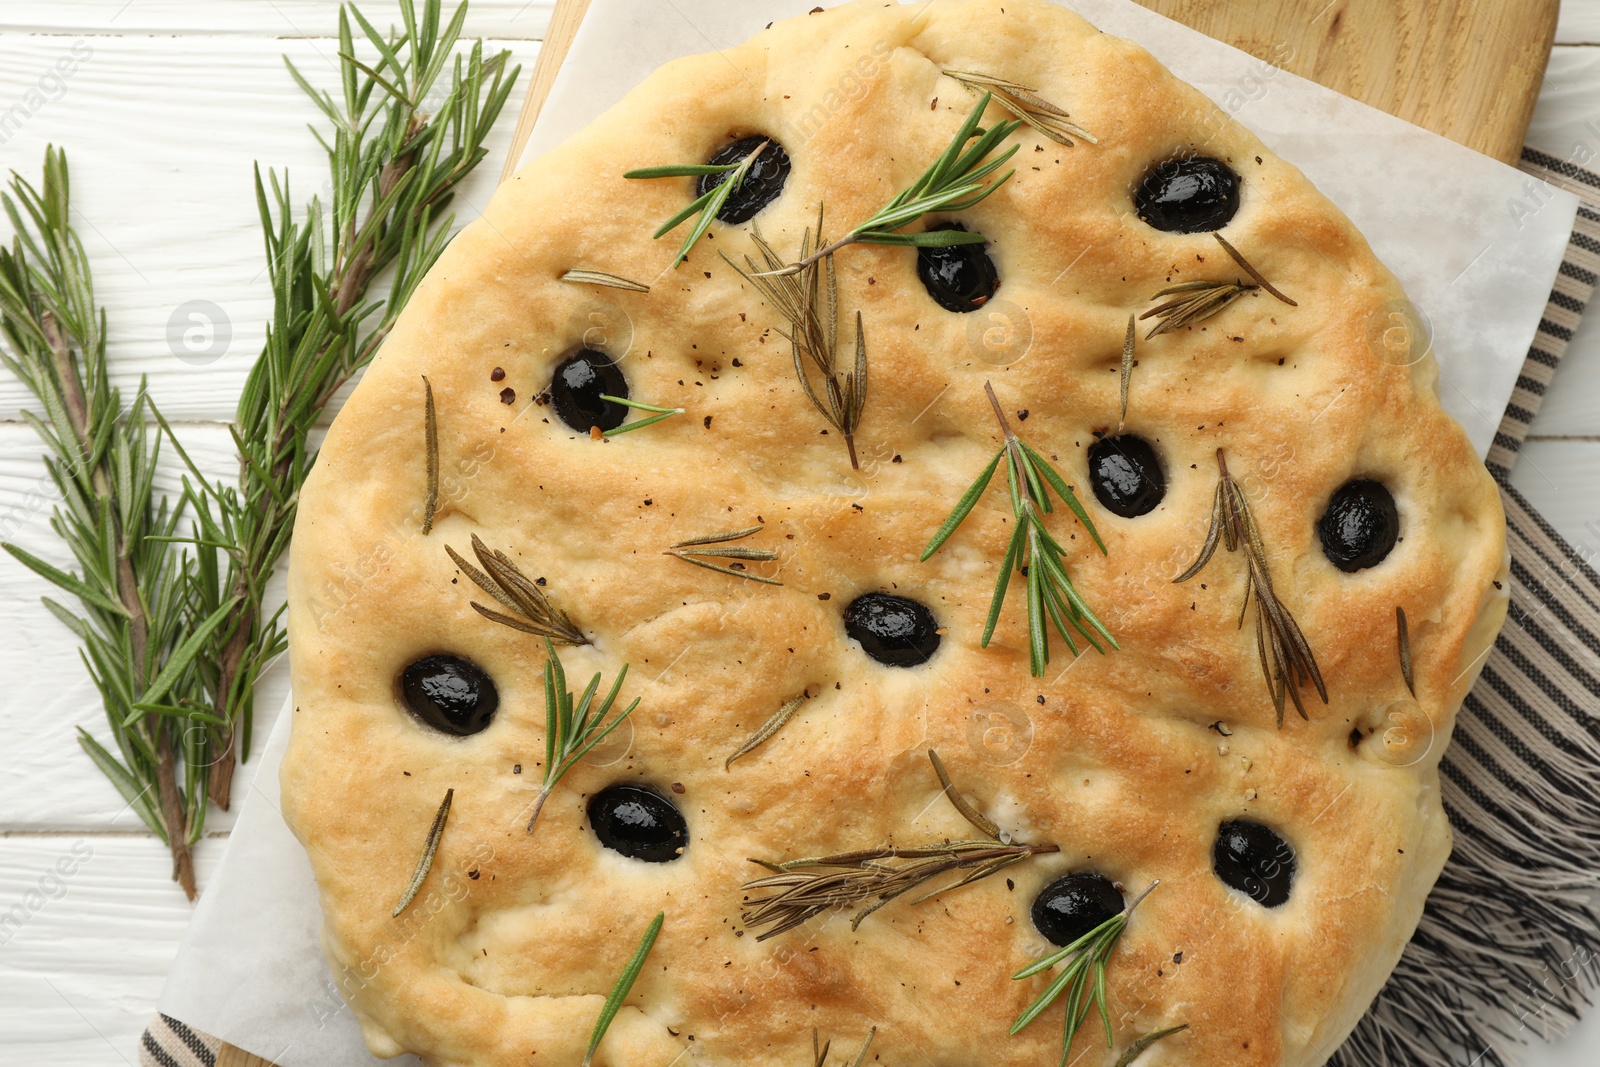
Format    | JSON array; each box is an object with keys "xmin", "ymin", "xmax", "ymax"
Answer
[{"xmin": 0, "ymin": 2, "xmax": 1597, "ymax": 1063}]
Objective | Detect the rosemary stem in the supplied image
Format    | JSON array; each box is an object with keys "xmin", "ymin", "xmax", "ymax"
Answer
[{"xmin": 526, "ymin": 786, "xmax": 553, "ymax": 834}]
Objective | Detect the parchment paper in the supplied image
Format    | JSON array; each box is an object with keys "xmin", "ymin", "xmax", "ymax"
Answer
[{"xmin": 157, "ymin": 1, "xmax": 1579, "ymax": 1062}]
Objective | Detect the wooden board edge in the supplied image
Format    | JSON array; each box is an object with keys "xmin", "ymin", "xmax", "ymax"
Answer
[{"xmin": 500, "ymin": 0, "xmax": 592, "ymax": 182}]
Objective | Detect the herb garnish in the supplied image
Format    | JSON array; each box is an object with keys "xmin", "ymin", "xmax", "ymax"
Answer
[
  {"xmin": 1118, "ymin": 312, "xmax": 1135, "ymax": 430},
  {"xmin": 392, "ymin": 787, "xmax": 452, "ymax": 917},
  {"xmin": 922, "ymin": 382, "xmax": 1116, "ymax": 676},
  {"xmin": 526, "ymin": 638, "xmax": 638, "ymax": 833},
  {"xmin": 811, "ymin": 1027, "xmax": 877, "ymax": 1067},
  {"xmin": 1397, "ymin": 605, "xmax": 1415, "ymax": 696},
  {"xmin": 667, "ymin": 524, "xmax": 782, "ymax": 586},
  {"xmin": 725, "ymin": 212, "xmax": 868, "ymax": 468},
  {"xmin": 1140, "ymin": 234, "xmax": 1294, "ymax": 338},
  {"xmin": 1114, "ymin": 1023, "xmax": 1189, "ymax": 1066},
  {"xmin": 600, "ymin": 393, "xmax": 684, "ymax": 436},
  {"xmin": 725, "ymin": 693, "xmax": 807, "ymax": 769},
  {"xmin": 942, "ymin": 69, "xmax": 1096, "ymax": 146},
  {"xmin": 740, "ymin": 750, "xmax": 1058, "ymax": 939},
  {"xmin": 1010, "ymin": 881, "xmax": 1158, "ymax": 1061},
  {"xmin": 445, "ymin": 534, "xmax": 585, "ymax": 644},
  {"xmin": 625, "ymin": 140, "xmax": 769, "ymax": 268},
  {"xmin": 582, "ymin": 911, "xmax": 664, "ymax": 1067},
  {"xmin": 421, "ymin": 375, "xmax": 439, "ymax": 534},
  {"xmin": 559, "ymin": 268, "xmax": 650, "ymax": 293},
  {"xmin": 1173, "ymin": 449, "xmax": 1327, "ymax": 725},
  {"xmin": 762, "ymin": 93, "xmax": 1020, "ymax": 276}
]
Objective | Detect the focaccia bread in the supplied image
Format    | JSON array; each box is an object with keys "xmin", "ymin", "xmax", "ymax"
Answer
[{"xmin": 280, "ymin": 1, "xmax": 1510, "ymax": 1064}]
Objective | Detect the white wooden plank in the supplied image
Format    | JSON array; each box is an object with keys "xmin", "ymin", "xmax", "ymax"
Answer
[
  {"xmin": 0, "ymin": 834, "xmax": 222, "ymax": 1064},
  {"xmin": 1557, "ymin": 0, "xmax": 1600, "ymax": 45},
  {"xmin": 0, "ymin": 421, "xmax": 288, "ymax": 829},
  {"xmin": 0, "ymin": 32, "xmax": 540, "ymax": 423},
  {"xmin": 1508, "ymin": 440, "xmax": 1600, "ymax": 554},
  {"xmin": 1, "ymin": 0, "xmax": 552, "ymax": 39}
]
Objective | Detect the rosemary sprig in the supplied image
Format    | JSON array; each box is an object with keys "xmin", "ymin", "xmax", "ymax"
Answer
[
  {"xmin": 625, "ymin": 140, "xmax": 769, "ymax": 268},
  {"xmin": 1397, "ymin": 606, "xmax": 1415, "ymax": 696},
  {"xmin": 942, "ymin": 69, "xmax": 1096, "ymax": 146},
  {"xmin": 392, "ymin": 787, "xmax": 452, "ymax": 916},
  {"xmin": 421, "ymin": 375, "xmax": 438, "ymax": 534},
  {"xmin": 559, "ymin": 268, "xmax": 650, "ymax": 293},
  {"xmin": 1113, "ymin": 1023, "xmax": 1189, "ymax": 1066},
  {"xmin": 526, "ymin": 639, "xmax": 639, "ymax": 833},
  {"xmin": 812, "ymin": 1027, "xmax": 877, "ymax": 1067},
  {"xmin": 599, "ymin": 393, "xmax": 683, "ymax": 436},
  {"xmin": 922, "ymin": 382, "xmax": 1116, "ymax": 676},
  {"xmin": 1118, "ymin": 312, "xmax": 1135, "ymax": 430},
  {"xmin": 1139, "ymin": 234, "xmax": 1294, "ymax": 339},
  {"xmin": 1010, "ymin": 881, "xmax": 1158, "ymax": 1062},
  {"xmin": 0, "ymin": 148, "xmax": 226, "ymax": 898},
  {"xmin": 582, "ymin": 911, "xmax": 663, "ymax": 1067},
  {"xmin": 725, "ymin": 693, "xmax": 806, "ymax": 769},
  {"xmin": 1173, "ymin": 449, "xmax": 1327, "ymax": 726},
  {"xmin": 724, "ymin": 212, "xmax": 867, "ymax": 468},
  {"xmin": 740, "ymin": 750, "xmax": 1057, "ymax": 939},
  {"xmin": 764, "ymin": 93, "xmax": 1021, "ymax": 276},
  {"xmin": 445, "ymin": 533, "xmax": 586, "ymax": 644},
  {"xmin": 667, "ymin": 524, "xmax": 781, "ymax": 587},
  {"xmin": 162, "ymin": 0, "xmax": 519, "ymax": 813}
]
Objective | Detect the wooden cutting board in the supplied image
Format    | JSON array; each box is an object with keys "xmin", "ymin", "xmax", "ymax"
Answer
[{"xmin": 219, "ymin": 2, "xmax": 1554, "ymax": 1065}]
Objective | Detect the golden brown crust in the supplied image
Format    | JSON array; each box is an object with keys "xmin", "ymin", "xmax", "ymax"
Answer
[{"xmin": 280, "ymin": 1, "xmax": 1509, "ymax": 1064}]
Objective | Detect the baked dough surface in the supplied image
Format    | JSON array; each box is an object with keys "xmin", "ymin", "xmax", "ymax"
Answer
[{"xmin": 281, "ymin": 2, "xmax": 1510, "ymax": 1063}]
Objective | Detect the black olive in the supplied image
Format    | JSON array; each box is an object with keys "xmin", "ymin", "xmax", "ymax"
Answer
[
  {"xmin": 1088, "ymin": 436, "xmax": 1165, "ymax": 517},
  {"xmin": 1031, "ymin": 872, "xmax": 1124, "ymax": 947},
  {"xmin": 843, "ymin": 593, "xmax": 941, "ymax": 667},
  {"xmin": 550, "ymin": 349, "xmax": 629, "ymax": 433},
  {"xmin": 1318, "ymin": 480, "xmax": 1399, "ymax": 572},
  {"xmin": 400, "ymin": 655, "xmax": 498, "ymax": 736},
  {"xmin": 587, "ymin": 785, "xmax": 688, "ymax": 862},
  {"xmin": 697, "ymin": 136, "xmax": 791, "ymax": 224},
  {"xmin": 1213, "ymin": 820, "xmax": 1296, "ymax": 907},
  {"xmin": 916, "ymin": 223, "xmax": 999, "ymax": 313},
  {"xmin": 1135, "ymin": 157, "xmax": 1240, "ymax": 233}
]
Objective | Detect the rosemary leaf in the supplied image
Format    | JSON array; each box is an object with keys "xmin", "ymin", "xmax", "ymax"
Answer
[
  {"xmin": 673, "ymin": 524, "xmax": 764, "ymax": 547},
  {"xmin": 626, "ymin": 140, "xmax": 769, "ymax": 268},
  {"xmin": 943, "ymin": 69, "xmax": 1096, "ymax": 146},
  {"xmin": 811, "ymin": 1027, "xmax": 876, "ymax": 1067},
  {"xmin": 598, "ymin": 393, "xmax": 684, "ymax": 436},
  {"xmin": 1397, "ymin": 606, "xmax": 1415, "ymax": 696},
  {"xmin": 1140, "ymin": 280, "xmax": 1254, "ymax": 338},
  {"xmin": 1113, "ymin": 1023, "xmax": 1189, "ymax": 1067},
  {"xmin": 582, "ymin": 911, "xmax": 664, "ymax": 1067},
  {"xmin": 421, "ymin": 375, "xmax": 438, "ymax": 534},
  {"xmin": 929, "ymin": 748, "xmax": 1005, "ymax": 841},
  {"xmin": 1213, "ymin": 233, "xmax": 1296, "ymax": 306},
  {"xmin": 726, "ymin": 694, "xmax": 807, "ymax": 769},
  {"xmin": 667, "ymin": 524, "xmax": 782, "ymax": 586},
  {"xmin": 560, "ymin": 268, "xmax": 650, "ymax": 293},
  {"xmin": 1119, "ymin": 313, "xmax": 1135, "ymax": 430},
  {"xmin": 393, "ymin": 787, "xmax": 453, "ymax": 917},
  {"xmin": 527, "ymin": 639, "xmax": 639, "ymax": 834},
  {"xmin": 446, "ymin": 534, "xmax": 586, "ymax": 645}
]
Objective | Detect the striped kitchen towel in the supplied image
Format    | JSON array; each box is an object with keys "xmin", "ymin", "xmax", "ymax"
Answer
[{"xmin": 141, "ymin": 151, "xmax": 1600, "ymax": 1067}]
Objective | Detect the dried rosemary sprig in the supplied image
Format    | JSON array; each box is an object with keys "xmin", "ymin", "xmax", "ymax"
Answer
[
  {"xmin": 527, "ymin": 638, "xmax": 639, "ymax": 833},
  {"xmin": 1118, "ymin": 312, "xmax": 1135, "ymax": 430},
  {"xmin": 1113, "ymin": 1023, "xmax": 1189, "ymax": 1067},
  {"xmin": 599, "ymin": 393, "xmax": 683, "ymax": 436},
  {"xmin": 740, "ymin": 750, "xmax": 1057, "ymax": 940},
  {"xmin": 1139, "ymin": 234, "xmax": 1294, "ymax": 339},
  {"xmin": 1173, "ymin": 449, "xmax": 1327, "ymax": 726},
  {"xmin": 1010, "ymin": 881, "xmax": 1158, "ymax": 1062},
  {"xmin": 725, "ymin": 693, "xmax": 806, "ymax": 769},
  {"xmin": 667, "ymin": 524, "xmax": 781, "ymax": 586},
  {"xmin": 922, "ymin": 382, "xmax": 1115, "ymax": 676},
  {"xmin": 942, "ymin": 69, "xmax": 1096, "ymax": 146},
  {"xmin": 559, "ymin": 268, "xmax": 650, "ymax": 293},
  {"xmin": 725, "ymin": 212, "xmax": 867, "ymax": 468},
  {"xmin": 811, "ymin": 1027, "xmax": 877, "ymax": 1067},
  {"xmin": 583, "ymin": 911, "xmax": 664, "ymax": 1067},
  {"xmin": 763, "ymin": 93, "xmax": 1021, "ymax": 276},
  {"xmin": 445, "ymin": 533, "xmax": 585, "ymax": 644},
  {"xmin": 421, "ymin": 375, "xmax": 438, "ymax": 534},
  {"xmin": 392, "ymin": 787, "xmax": 452, "ymax": 916},
  {"xmin": 625, "ymin": 140, "xmax": 769, "ymax": 268},
  {"xmin": 1397, "ymin": 606, "xmax": 1415, "ymax": 696}
]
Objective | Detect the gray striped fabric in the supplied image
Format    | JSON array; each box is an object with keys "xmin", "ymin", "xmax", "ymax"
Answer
[{"xmin": 141, "ymin": 153, "xmax": 1600, "ymax": 1067}]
